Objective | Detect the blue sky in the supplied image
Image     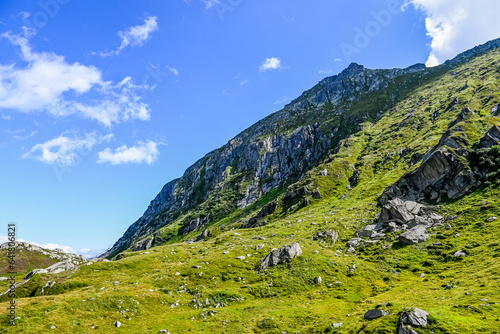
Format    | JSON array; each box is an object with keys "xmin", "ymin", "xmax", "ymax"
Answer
[{"xmin": 1, "ymin": 0, "xmax": 499, "ymax": 257}]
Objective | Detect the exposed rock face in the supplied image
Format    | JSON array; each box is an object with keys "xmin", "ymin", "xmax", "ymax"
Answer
[
  {"xmin": 257, "ymin": 243, "xmax": 302, "ymax": 271},
  {"xmin": 103, "ymin": 62, "xmax": 431, "ymax": 258},
  {"xmin": 24, "ymin": 261, "xmax": 78, "ymax": 280},
  {"xmin": 242, "ymin": 200, "xmax": 278, "ymax": 229},
  {"xmin": 477, "ymin": 125, "xmax": 500, "ymax": 148},
  {"xmin": 195, "ymin": 229, "xmax": 212, "ymax": 242},
  {"xmin": 398, "ymin": 308, "xmax": 429, "ymax": 334},
  {"xmin": 132, "ymin": 237, "xmax": 154, "ymax": 251},
  {"xmin": 183, "ymin": 216, "xmax": 210, "ymax": 234}
]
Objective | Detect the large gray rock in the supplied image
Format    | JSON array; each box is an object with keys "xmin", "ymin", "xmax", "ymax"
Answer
[
  {"xmin": 398, "ymin": 307, "xmax": 429, "ymax": 333},
  {"xmin": 242, "ymin": 200, "xmax": 278, "ymax": 229},
  {"xmin": 257, "ymin": 243, "xmax": 302, "ymax": 271},
  {"xmin": 399, "ymin": 225, "xmax": 430, "ymax": 245}
]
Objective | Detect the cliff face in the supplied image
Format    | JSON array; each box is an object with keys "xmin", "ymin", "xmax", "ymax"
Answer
[{"xmin": 103, "ymin": 38, "xmax": 500, "ymax": 258}]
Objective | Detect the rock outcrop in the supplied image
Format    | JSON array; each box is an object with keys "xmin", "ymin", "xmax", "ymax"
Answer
[
  {"xmin": 348, "ymin": 198, "xmax": 442, "ymax": 248},
  {"xmin": 256, "ymin": 243, "xmax": 302, "ymax": 271}
]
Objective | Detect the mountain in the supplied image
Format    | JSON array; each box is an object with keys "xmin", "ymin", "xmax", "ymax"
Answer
[
  {"xmin": 103, "ymin": 38, "xmax": 500, "ymax": 260},
  {"xmin": 2, "ymin": 39, "xmax": 500, "ymax": 333}
]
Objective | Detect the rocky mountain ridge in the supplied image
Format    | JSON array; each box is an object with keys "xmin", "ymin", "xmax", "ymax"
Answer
[{"xmin": 103, "ymin": 37, "xmax": 500, "ymax": 262}]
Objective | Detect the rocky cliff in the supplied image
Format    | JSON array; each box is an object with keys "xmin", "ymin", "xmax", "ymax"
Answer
[{"xmin": 103, "ymin": 37, "xmax": 500, "ymax": 259}]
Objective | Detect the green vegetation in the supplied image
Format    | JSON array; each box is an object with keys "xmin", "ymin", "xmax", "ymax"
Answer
[{"xmin": 1, "ymin": 45, "xmax": 500, "ymax": 333}]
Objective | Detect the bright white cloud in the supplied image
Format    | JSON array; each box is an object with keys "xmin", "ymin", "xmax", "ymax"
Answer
[
  {"xmin": 259, "ymin": 57, "xmax": 282, "ymax": 72},
  {"xmin": 409, "ymin": 0, "xmax": 500, "ymax": 66},
  {"xmin": 0, "ymin": 32, "xmax": 151, "ymax": 126},
  {"xmin": 100, "ymin": 16, "xmax": 158, "ymax": 57},
  {"xmin": 97, "ymin": 140, "xmax": 161, "ymax": 165},
  {"xmin": 23, "ymin": 132, "xmax": 113, "ymax": 166}
]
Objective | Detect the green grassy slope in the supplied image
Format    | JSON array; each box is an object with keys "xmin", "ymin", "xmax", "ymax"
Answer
[{"xmin": 1, "ymin": 46, "xmax": 500, "ymax": 333}]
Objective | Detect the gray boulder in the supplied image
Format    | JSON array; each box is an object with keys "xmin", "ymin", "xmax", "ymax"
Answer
[
  {"xmin": 398, "ymin": 307, "xmax": 429, "ymax": 334},
  {"xmin": 399, "ymin": 225, "xmax": 429, "ymax": 245},
  {"xmin": 364, "ymin": 308, "xmax": 389, "ymax": 319},
  {"xmin": 257, "ymin": 243, "xmax": 302, "ymax": 271}
]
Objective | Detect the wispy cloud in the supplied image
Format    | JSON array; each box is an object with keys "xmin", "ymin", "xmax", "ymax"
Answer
[
  {"xmin": 318, "ymin": 69, "xmax": 333, "ymax": 75},
  {"xmin": 240, "ymin": 79, "xmax": 249, "ymax": 86},
  {"xmin": 259, "ymin": 57, "xmax": 282, "ymax": 72},
  {"xmin": 100, "ymin": 16, "xmax": 158, "ymax": 57},
  {"xmin": 97, "ymin": 140, "xmax": 161, "ymax": 165},
  {"xmin": 0, "ymin": 31, "xmax": 151, "ymax": 127},
  {"xmin": 202, "ymin": 0, "xmax": 220, "ymax": 9},
  {"xmin": 409, "ymin": 0, "xmax": 500, "ymax": 66},
  {"xmin": 23, "ymin": 132, "xmax": 113, "ymax": 166},
  {"xmin": 274, "ymin": 96, "xmax": 289, "ymax": 105}
]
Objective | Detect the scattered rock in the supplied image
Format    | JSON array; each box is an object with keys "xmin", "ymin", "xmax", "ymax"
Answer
[
  {"xmin": 487, "ymin": 216, "xmax": 498, "ymax": 222},
  {"xmin": 312, "ymin": 188, "xmax": 322, "ymax": 199},
  {"xmin": 314, "ymin": 276, "xmax": 323, "ymax": 284},
  {"xmin": 320, "ymin": 169, "xmax": 328, "ymax": 177},
  {"xmin": 399, "ymin": 307, "xmax": 429, "ymax": 331},
  {"xmin": 364, "ymin": 309, "xmax": 389, "ymax": 319},
  {"xmin": 331, "ymin": 322, "xmax": 342, "ymax": 328},
  {"xmin": 399, "ymin": 225, "xmax": 429, "ymax": 245},
  {"xmin": 192, "ymin": 265, "xmax": 202, "ymax": 269},
  {"xmin": 453, "ymin": 250, "xmax": 467, "ymax": 257},
  {"xmin": 256, "ymin": 243, "xmax": 302, "ymax": 271},
  {"xmin": 114, "ymin": 321, "xmax": 122, "ymax": 328},
  {"xmin": 235, "ymin": 256, "xmax": 246, "ymax": 260}
]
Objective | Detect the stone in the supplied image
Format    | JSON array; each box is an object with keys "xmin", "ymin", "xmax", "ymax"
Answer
[
  {"xmin": 331, "ymin": 322, "xmax": 342, "ymax": 328},
  {"xmin": 453, "ymin": 250, "xmax": 467, "ymax": 257},
  {"xmin": 364, "ymin": 309, "xmax": 389, "ymax": 319},
  {"xmin": 114, "ymin": 321, "xmax": 122, "ymax": 328},
  {"xmin": 487, "ymin": 216, "xmax": 498, "ymax": 222},
  {"xmin": 192, "ymin": 265, "xmax": 202, "ymax": 269},
  {"xmin": 312, "ymin": 188, "xmax": 322, "ymax": 199},
  {"xmin": 195, "ymin": 229, "xmax": 212, "ymax": 242},
  {"xmin": 24, "ymin": 268, "xmax": 48, "ymax": 280},
  {"xmin": 159, "ymin": 330, "xmax": 170, "ymax": 334},
  {"xmin": 400, "ymin": 307, "xmax": 429, "ymax": 327},
  {"xmin": 255, "ymin": 244, "xmax": 264, "ymax": 250},
  {"xmin": 257, "ymin": 242, "xmax": 302, "ymax": 271},
  {"xmin": 314, "ymin": 276, "xmax": 322, "ymax": 284},
  {"xmin": 399, "ymin": 225, "xmax": 429, "ymax": 245},
  {"xmin": 320, "ymin": 169, "xmax": 328, "ymax": 176},
  {"xmin": 235, "ymin": 256, "xmax": 246, "ymax": 260},
  {"xmin": 132, "ymin": 237, "xmax": 154, "ymax": 251}
]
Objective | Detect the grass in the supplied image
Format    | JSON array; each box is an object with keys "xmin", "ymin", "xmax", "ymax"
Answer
[{"xmin": 1, "ymin": 46, "xmax": 500, "ymax": 333}]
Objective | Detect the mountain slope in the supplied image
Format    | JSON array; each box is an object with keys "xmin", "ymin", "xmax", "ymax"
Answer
[{"xmin": 1, "ymin": 39, "xmax": 499, "ymax": 333}]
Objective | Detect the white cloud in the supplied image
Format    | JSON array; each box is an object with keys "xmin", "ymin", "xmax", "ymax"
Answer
[
  {"xmin": 259, "ymin": 57, "xmax": 282, "ymax": 72},
  {"xmin": 240, "ymin": 79, "xmax": 249, "ymax": 86},
  {"xmin": 97, "ymin": 140, "xmax": 161, "ymax": 165},
  {"xmin": 318, "ymin": 69, "xmax": 333, "ymax": 75},
  {"xmin": 409, "ymin": 0, "xmax": 500, "ymax": 66},
  {"xmin": 23, "ymin": 132, "xmax": 113, "ymax": 166},
  {"xmin": 2, "ymin": 115, "xmax": 11, "ymax": 120},
  {"xmin": 202, "ymin": 0, "xmax": 220, "ymax": 9},
  {"xmin": 100, "ymin": 16, "xmax": 158, "ymax": 57},
  {"xmin": 0, "ymin": 32, "xmax": 151, "ymax": 126},
  {"xmin": 334, "ymin": 58, "xmax": 341, "ymax": 62},
  {"xmin": 274, "ymin": 96, "xmax": 289, "ymax": 105},
  {"xmin": 167, "ymin": 66, "xmax": 179, "ymax": 76}
]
